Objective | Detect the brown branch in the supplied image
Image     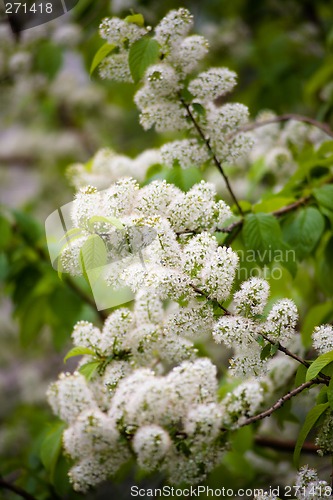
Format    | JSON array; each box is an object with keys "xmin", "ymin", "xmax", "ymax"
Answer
[
  {"xmin": 0, "ymin": 477, "xmax": 38, "ymax": 500},
  {"xmin": 238, "ymin": 379, "xmax": 324, "ymax": 428},
  {"xmin": 230, "ymin": 114, "xmax": 333, "ymax": 140},
  {"xmin": 261, "ymin": 333, "xmax": 310, "ymax": 369},
  {"xmin": 255, "ymin": 436, "xmax": 319, "ymax": 454},
  {"xmin": 179, "ymin": 96, "xmax": 244, "ymax": 215}
]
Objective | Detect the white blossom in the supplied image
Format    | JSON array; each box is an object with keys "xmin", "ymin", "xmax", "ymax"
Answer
[
  {"xmin": 233, "ymin": 277, "xmax": 270, "ymax": 317},
  {"xmin": 154, "ymin": 8, "xmax": 193, "ymax": 49},
  {"xmin": 161, "ymin": 138, "xmax": 210, "ymax": 169},
  {"xmin": 132, "ymin": 425, "xmax": 171, "ymax": 470},
  {"xmin": 312, "ymin": 324, "xmax": 333, "ymax": 354},
  {"xmin": 188, "ymin": 68, "xmax": 237, "ymax": 103},
  {"xmin": 263, "ymin": 298, "xmax": 298, "ymax": 342},
  {"xmin": 99, "ymin": 17, "xmax": 146, "ymax": 46}
]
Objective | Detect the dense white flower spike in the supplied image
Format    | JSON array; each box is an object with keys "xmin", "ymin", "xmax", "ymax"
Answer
[
  {"xmin": 188, "ymin": 68, "xmax": 237, "ymax": 102},
  {"xmin": 99, "ymin": 53, "xmax": 133, "ymax": 83},
  {"xmin": 132, "ymin": 425, "xmax": 171, "ymax": 471},
  {"xmin": 221, "ymin": 379, "xmax": 265, "ymax": 428},
  {"xmin": 315, "ymin": 410, "xmax": 333, "ymax": 456},
  {"xmin": 312, "ymin": 324, "xmax": 333, "ymax": 354},
  {"xmin": 233, "ymin": 277, "xmax": 270, "ymax": 317},
  {"xmin": 154, "ymin": 8, "xmax": 194, "ymax": 49},
  {"xmin": 99, "ymin": 17, "xmax": 146, "ymax": 46},
  {"xmin": 295, "ymin": 466, "xmax": 329, "ymax": 499},
  {"xmin": 161, "ymin": 139, "xmax": 210, "ymax": 169},
  {"xmin": 168, "ymin": 35, "xmax": 209, "ymax": 75},
  {"xmin": 263, "ymin": 298, "xmax": 298, "ymax": 342}
]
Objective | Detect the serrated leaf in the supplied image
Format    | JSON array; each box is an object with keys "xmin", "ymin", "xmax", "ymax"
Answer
[
  {"xmin": 40, "ymin": 421, "xmax": 66, "ymax": 483},
  {"xmin": 282, "ymin": 207, "xmax": 325, "ymax": 260},
  {"xmin": 313, "ymin": 185, "xmax": 333, "ymax": 212},
  {"xmin": 128, "ymin": 36, "xmax": 160, "ymax": 83},
  {"xmin": 90, "ymin": 42, "xmax": 116, "ymax": 75},
  {"xmin": 293, "ymin": 403, "xmax": 329, "ymax": 467},
  {"xmin": 124, "ymin": 13, "xmax": 144, "ymax": 27},
  {"xmin": 87, "ymin": 215, "xmax": 124, "ymax": 231},
  {"xmin": 80, "ymin": 234, "xmax": 107, "ymax": 284},
  {"xmin": 306, "ymin": 351, "xmax": 333, "ymax": 381},
  {"xmin": 64, "ymin": 346, "xmax": 95, "ymax": 363},
  {"xmin": 79, "ymin": 360, "xmax": 100, "ymax": 380}
]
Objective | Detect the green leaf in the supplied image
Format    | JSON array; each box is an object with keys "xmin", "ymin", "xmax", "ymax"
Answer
[
  {"xmin": 191, "ymin": 103, "xmax": 206, "ymax": 116},
  {"xmin": 79, "ymin": 234, "xmax": 107, "ymax": 284},
  {"xmin": 90, "ymin": 42, "xmax": 116, "ymax": 75},
  {"xmin": 293, "ymin": 403, "xmax": 329, "ymax": 467},
  {"xmin": 79, "ymin": 360, "xmax": 100, "ymax": 380},
  {"xmin": 124, "ymin": 13, "xmax": 144, "ymax": 27},
  {"xmin": 313, "ymin": 185, "xmax": 333, "ymax": 212},
  {"xmin": 317, "ymin": 386, "xmax": 328, "ymax": 405},
  {"xmin": 260, "ymin": 343, "xmax": 272, "ymax": 361},
  {"xmin": 87, "ymin": 215, "xmax": 124, "ymax": 231},
  {"xmin": 40, "ymin": 421, "xmax": 66, "ymax": 483},
  {"xmin": 282, "ymin": 207, "xmax": 325, "ymax": 260},
  {"xmin": 253, "ymin": 197, "xmax": 295, "ymax": 214},
  {"xmin": 128, "ymin": 36, "xmax": 160, "ymax": 83},
  {"xmin": 294, "ymin": 364, "xmax": 307, "ymax": 387},
  {"xmin": 64, "ymin": 346, "xmax": 95, "ymax": 363},
  {"xmin": 306, "ymin": 351, "xmax": 333, "ymax": 381},
  {"xmin": 243, "ymin": 213, "xmax": 285, "ymax": 265}
]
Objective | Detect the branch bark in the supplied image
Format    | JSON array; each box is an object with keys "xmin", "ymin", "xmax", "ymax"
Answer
[
  {"xmin": 255, "ymin": 436, "xmax": 319, "ymax": 454},
  {"xmin": 237, "ymin": 379, "xmax": 325, "ymax": 428}
]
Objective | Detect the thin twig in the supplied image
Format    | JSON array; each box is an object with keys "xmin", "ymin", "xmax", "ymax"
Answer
[
  {"xmin": 179, "ymin": 96, "xmax": 244, "ymax": 215},
  {"xmin": 261, "ymin": 333, "xmax": 309, "ymax": 369},
  {"xmin": 229, "ymin": 114, "xmax": 333, "ymax": 140},
  {"xmin": 237, "ymin": 379, "xmax": 324, "ymax": 428},
  {"xmin": 0, "ymin": 477, "xmax": 38, "ymax": 500}
]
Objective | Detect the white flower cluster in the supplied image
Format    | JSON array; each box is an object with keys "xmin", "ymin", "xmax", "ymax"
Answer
[
  {"xmin": 99, "ymin": 17, "xmax": 147, "ymax": 82},
  {"xmin": 67, "ymin": 148, "xmax": 162, "ymax": 189},
  {"xmin": 213, "ymin": 279, "xmax": 299, "ymax": 376},
  {"xmin": 60, "ymin": 179, "xmax": 235, "ymax": 297},
  {"xmin": 315, "ymin": 410, "xmax": 333, "ymax": 456},
  {"xmin": 98, "ymin": 8, "xmax": 251, "ymax": 169},
  {"xmin": 312, "ymin": 324, "xmax": 333, "ymax": 354},
  {"xmin": 295, "ymin": 466, "xmax": 329, "ymax": 499},
  {"xmin": 221, "ymin": 379, "xmax": 266, "ymax": 428},
  {"xmin": 47, "ymin": 354, "xmax": 226, "ymax": 490}
]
